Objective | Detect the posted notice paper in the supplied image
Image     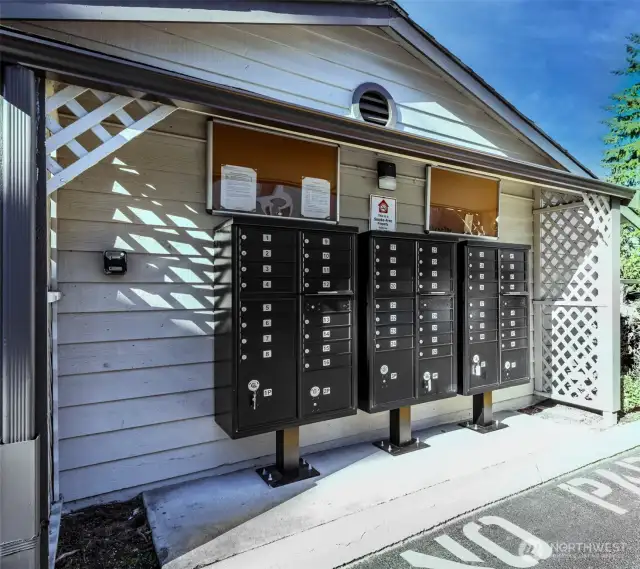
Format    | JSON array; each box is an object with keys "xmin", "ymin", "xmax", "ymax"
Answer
[
  {"xmin": 301, "ymin": 177, "xmax": 331, "ymax": 219},
  {"xmin": 220, "ymin": 164, "xmax": 257, "ymax": 212}
]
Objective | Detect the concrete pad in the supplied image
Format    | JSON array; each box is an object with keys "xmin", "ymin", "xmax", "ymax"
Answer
[{"xmin": 145, "ymin": 410, "xmax": 601, "ymax": 569}]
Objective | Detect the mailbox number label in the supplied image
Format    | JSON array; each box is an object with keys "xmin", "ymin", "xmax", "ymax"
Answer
[
  {"xmin": 322, "ymin": 237, "xmax": 330, "ymax": 245},
  {"xmin": 263, "ymin": 249, "xmax": 271, "ymax": 258},
  {"xmin": 263, "ymin": 280, "xmax": 271, "ymax": 289},
  {"xmin": 510, "ymin": 263, "xmax": 515, "ymax": 270},
  {"xmin": 322, "ymin": 252, "xmax": 330, "ymax": 260},
  {"xmin": 432, "ymin": 324, "xmax": 438, "ymax": 331},
  {"xmin": 480, "ymin": 262, "xmax": 484, "ymax": 268},
  {"xmin": 323, "ymin": 316, "xmax": 331, "ymax": 324},
  {"xmin": 263, "ymin": 265, "xmax": 271, "ymax": 273},
  {"xmin": 323, "ymin": 330, "xmax": 331, "ymax": 338},
  {"xmin": 511, "ymin": 310, "xmax": 516, "ymax": 316},
  {"xmin": 390, "ymin": 283, "xmax": 397, "ymax": 290},
  {"xmin": 432, "ymin": 259, "xmax": 438, "ymax": 265},
  {"xmin": 511, "ymin": 331, "xmax": 516, "ymax": 337},
  {"xmin": 432, "ymin": 312, "xmax": 438, "ymax": 319},
  {"xmin": 432, "ymin": 270, "xmax": 438, "ymax": 277},
  {"xmin": 390, "ymin": 315, "xmax": 397, "ymax": 322},
  {"xmin": 432, "ymin": 348, "xmax": 438, "ymax": 355},
  {"xmin": 510, "ymin": 284, "xmax": 515, "ymax": 290},
  {"xmin": 480, "ymin": 274, "xmax": 485, "ymax": 280},
  {"xmin": 510, "ymin": 253, "xmax": 515, "ymax": 259},
  {"xmin": 390, "ymin": 340, "xmax": 397, "ymax": 347},
  {"xmin": 480, "ymin": 311, "xmax": 485, "ymax": 317},
  {"xmin": 263, "ymin": 304, "xmax": 271, "ymax": 312},
  {"xmin": 322, "ymin": 359, "xmax": 331, "ymax": 367},
  {"xmin": 263, "ymin": 334, "xmax": 272, "ymax": 342},
  {"xmin": 480, "ymin": 301, "xmax": 485, "ymax": 307},
  {"xmin": 480, "ymin": 252, "xmax": 485, "ymax": 258},
  {"xmin": 480, "ymin": 334, "xmax": 485, "ymax": 340},
  {"xmin": 322, "ymin": 344, "xmax": 330, "ymax": 352},
  {"xmin": 432, "ymin": 247, "xmax": 438, "ymax": 253},
  {"xmin": 511, "ymin": 341, "xmax": 516, "ymax": 347},
  {"xmin": 390, "ymin": 302, "xmax": 397, "ymax": 309},
  {"xmin": 510, "ymin": 274, "xmax": 515, "ymax": 280},
  {"xmin": 323, "ymin": 281, "xmax": 331, "ymax": 288},
  {"xmin": 480, "ymin": 284, "xmax": 485, "ymax": 290},
  {"xmin": 511, "ymin": 320, "xmax": 516, "ymax": 326},
  {"xmin": 390, "ymin": 270, "xmax": 397, "ymax": 277},
  {"xmin": 323, "ymin": 266, "xmax": 330, "ymax": 274},
  {"xmin": 323, "ymin": 387, "xmax": 331, "ymax": 395},
  {"xmin": 263, "ymin": 319, "xmax": 272, "ymax": 327},
  {"xmin": 390, "ymin": 327, "xmax": 397, "ymax": 335},
  {"xmin": 390, "ymin": 372, "xmax": 398, "ymax": 380},
  {"xmin": 431, "ymin": 283, "xmax": 438, "ymax": 289},
  {"xmin": 480, "ymin": 323, "xmax": 485, "ymax": 329},
  {"xmin": 264, "ymin": 388, "xmax": 273, "ymax": 397},
  {"xmin": 432, "ymin": 336, "xmax": 437, "ymax": 343},
  {"xmin": 263, "ymin": 350, "xmax": 272, "ymax": 358},
  {"xmin": 263, "ymin": 234, "xmax": 271, "ymax": 242},
  {"xmin": 390, "ymin": 257, "xmax": 397, "ymax": 264},
  {"xmin": 390, "ymin": 244, "xmax": 397, "ymax": 251}
]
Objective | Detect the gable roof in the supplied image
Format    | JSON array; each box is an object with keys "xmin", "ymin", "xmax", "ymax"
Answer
[{"xmin": 0, "ymin": 0, "xmax": 597, "ymax": 178}]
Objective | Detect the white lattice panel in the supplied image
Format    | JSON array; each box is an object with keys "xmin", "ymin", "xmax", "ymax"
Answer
[
  {"xmin": 535, "ymin": 190, "xmax": 612, "ymax": 409},
  {"xmin": 45, "ymin": 81, "xmax": 176, "ymax": 194}
]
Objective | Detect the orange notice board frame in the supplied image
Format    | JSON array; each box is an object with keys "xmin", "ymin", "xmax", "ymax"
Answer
[
  {"xmin": 208, "ymin": 121, "xmax": 340, "ymax": 222},
  {"xmin": 426, "ymin": 166, "xmax": 501, "ymax": 238}
]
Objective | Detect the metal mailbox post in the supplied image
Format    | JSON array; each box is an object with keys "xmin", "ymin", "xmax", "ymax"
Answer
[
  {"xmin": 358, "ymin": 231, "xmax": 458, "ymax": 454},
  {"xmin": 457, "ymin": 241, "xmax": 531, "ymax": 432},
  {"xmin": 213, "ymin": 217, "xmax": 358, "ymax": 486}
]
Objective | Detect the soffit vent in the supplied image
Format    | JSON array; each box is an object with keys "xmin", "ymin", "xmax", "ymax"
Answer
[{"xmin": 352, "ymin": 83, "xmax": 396, "ymax": 128}]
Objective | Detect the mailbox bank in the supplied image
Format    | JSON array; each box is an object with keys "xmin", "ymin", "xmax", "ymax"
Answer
[
  {"xmin": 458, "ymin": 241, "xmax": 531, "ymax": 432},
  {"xmin": 358, "ymin": 231, "xmax": 458, "ymax": 454},
  {"xmin": 213, "ymin": 217, "xmax": 358, "ymax": 485}
]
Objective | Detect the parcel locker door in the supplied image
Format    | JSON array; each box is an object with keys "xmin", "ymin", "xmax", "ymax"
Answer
[
  {"xmin": 418, "ymin": 357, "xmax": 455, "ymax": 397},
  {"xmin": 238, "ymin": 299, "xmax": 297, "ymax": 430},
  {"xmin": 467, "ymin": 341, "xmax": 500, "ymax": 391},
  {"xmin": 501, "ymin": 348, "xmax": 529, "ymax": 382},
  {"xmin": 373, "ymin": 349, "xmax": 414, "ymax": 405},
  {"xmin": 303, "ymin": 367, "xmax": 352, "ymax": 417}
]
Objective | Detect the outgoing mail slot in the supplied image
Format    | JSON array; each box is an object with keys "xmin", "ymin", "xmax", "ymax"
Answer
[
  {"xmin": 469, "ymin": 309, "xmax": 499, "ymax": 321},
  {"xmin": 419, "ymin": 333, "xmax": 452, "ymax": 346},
  {"xmin": 419, "ymin": 320, "xmax": 452, "ymax": 334},
  {"xmin": 304, "ymin": 277, "xmax": 351, "ymax": 293},
  {"xmin": 303, "ymin": 339, "xmax": 351, "ymax": 357},
  {"xmin": 304, "ymin": 248, "xmax": 351, "ymax": 265},
  {"xmin": 304, "ymin": 263, "xmax": 351, "ymax": 278},
  {"xmin": 500, "ymin": 282, "xmax": 527, "ymax": 293},
  {"xmin": 375, "ymin": 324, "xmax": 414, "ymax": 338},
  {"xmin": 501, "ymin": 307, "xmax": 527, "ymax": 319},
  {"xmin": 420, "ymin": 309, "xmax": 453, "ymax": 322},
  {"xmin": 240, "ymin": 261, "xmax": 295, "ymax": 278},
  {"xmin": 303, "ymin": 353, "xmax": 351, "ymax": 372},
  {"xmin": 304, "ymin": 297, "xmax": 351, "ymax": 314},
  {"xmin": 467, "ymin": 282, "xmax": 499, "ymax": 297},
  {"xmin": 302, "ymin": 366, "xmax": 352, "ymax": 418},
  {"xmin": 374, "ymin": 298, "xmax": 414, "ymax": 312},
  {"xmin": 419, "ymin": 297, "xmax": 453, "ymax": 311},
  {"xmin": 304, "ymin": 312, "xmax": 351, "ymax": 328},
  {"xmin": 418, "ymin": 279, "xmax": 453, "ymax": 293},
  {"xmin": 500, "ymin": 249, "xmax": 526, "ymax": 262},
  {"xmin": 418, "ymin": 357, "xmax": 454, "ymax": 397},
  {"xmin": 501, "ymin": 296, "xmax": 528, "ymax": 309},
  {"xmin": 376, "ymin": 311, "xmax": 414, "ymax": 326},
  {"xmin": 375, "ymin": 336, "xmax": 414, "ymax": 351},
  {"xmin": 501, "ymin": 348, "xmax": 528, "ymax": 382},
  {"xmin": 468, "ymin": 297, "xmax": 498, "ymax": 310},
  {"xmin": 469, "ymin": 330, "xmax": 498, "ymax": 343},
  {"xmin": 468, "ymin": 248, "xmax": 497, "ymax": 262},
  {"xmin": 375, "ymin": 280, "xmax": 414, "ymax": 295},
  {"xmin": 500, "ymin": 317, "xmax": 527, "ymax": 329},
  {"xmin": 240, "ymin": 275, "xmax": 296, "ymax": 294},
  {"xmin": 304, "ymin": 326, "xmax": 351, "ymax": 343},
  {"xmin": 418, "ymin": 344, "xmax": 453, "ymax": 359},
  {"xmin": 303, "ymin": 232, "xmax": 351, "ymax": 250},
  {"xmin": 501, "ymin": 337, "xmax": 529, "ymax": 350}
]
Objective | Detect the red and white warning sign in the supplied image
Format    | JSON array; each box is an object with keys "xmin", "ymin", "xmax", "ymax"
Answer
[{"xmin": 370, "ymin": 195, "xmax": 397, "ymax": 232}]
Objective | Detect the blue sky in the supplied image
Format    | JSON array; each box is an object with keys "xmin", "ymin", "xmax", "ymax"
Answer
[{"xmin": 397, "ymin": 0, "xmax": 639, "ymax": 177}]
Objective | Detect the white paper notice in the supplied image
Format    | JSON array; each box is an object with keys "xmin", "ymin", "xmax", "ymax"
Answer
[
  {"xmin": 370, "ymin": 195, "xmax": 397, "ymax": 231},
  {"xmin": 220, "ymin": 165, "xmax": 257, "ymax": 212},
  {"xmin": 301, "ymin": 177, "xmax": 331, "ymax": 219}
]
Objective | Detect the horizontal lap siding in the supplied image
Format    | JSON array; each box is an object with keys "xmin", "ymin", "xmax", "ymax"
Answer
[
  {"xmin": 13, "ymin": 20, "xmax": 555, "ymax": 166},
  {"xmin": 56, "ymin": 111, "xmax": 534, "ymax": 505}
]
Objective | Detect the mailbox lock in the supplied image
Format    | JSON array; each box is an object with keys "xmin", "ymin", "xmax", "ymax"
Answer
[
  {"xmin": 305, "ymin": 349, "xmax": 309, "ymax": 354},
  {"xmin": 310, "ymin": 386, "xmax": 321, "ymax": 397},
  {"xmin": 305, "ymin": 363, "xmax": 310, "ymax": 369},
  {"xmin": 380, "ymin": 365, "xmax": 389, "ymax": 375},
  {"xmin": 505, "ymin": 361, "xmax": 511, "ymax": 370},
  {"xmin": 423, "ymin": 372, "xmax": 431, "ymax": 381},
  {"xmin": 242, "ymin": 323, "xmax": 247, "ymax": 328},
  {"xmin": 241, "ymin": 235, "xmax": 247, "ymax": 240},
  {"xmin": 241, "ymin": 306, "xmax": 247, "ymax": 312},
  {"xmin": 242, "ymin": 355, "xmax": 247, "ymax": 360},
  {"xmin": 242, "ymin": 339, "xmax": 247, "ymax": 344},
  {"xmin": 305, "ymin": 320, "xmax": 310, "ymax": 325},
  {"xmin": 473, "ymin": 354, "xmax": 480, "ymax": 363}
]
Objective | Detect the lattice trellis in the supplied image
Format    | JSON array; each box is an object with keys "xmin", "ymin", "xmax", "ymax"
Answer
[
  {"xmin": 45, "ymin": 81, "xmax": 176, "ymax": 194},
  {"xmin": 535, "ymin": 190, "xmax": 613, "ymax": 409}
]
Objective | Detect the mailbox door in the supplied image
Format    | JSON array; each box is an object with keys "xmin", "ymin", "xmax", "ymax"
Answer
[
  {"xmin": 501, "ymin": 348, "xmax": 529, "ymax": 382},
  {"xmin": 372, "ymin": 349, "xmax": 414, "ymax": 405},
  {"xmin": 466, "ymin": 341, "xmax": 500, "ymax": 391},
  {"xmin": 418, "ymin": 356, "xmax": 455, "ymax": 397},
  {"xmin": 303, "ymin": 367, "xmax": 352, "ymax": 417}
]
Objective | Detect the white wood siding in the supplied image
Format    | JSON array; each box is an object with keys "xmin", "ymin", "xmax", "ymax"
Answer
[
  {"xmin": 13, "ymin": 20, "xmax": 556, "ymax": 167},
  {"xmin": 55, "ymin": 110, "xmax": 534, "ymax": 505}
]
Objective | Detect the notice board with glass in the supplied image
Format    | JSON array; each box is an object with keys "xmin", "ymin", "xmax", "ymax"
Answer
[
  {"xmin": 426, "ymin": 166, "xmax": 500, "ymax": 238},
  {"xmin": 208, "ymin": 121, "xmax": 339, "ymax": 222}
]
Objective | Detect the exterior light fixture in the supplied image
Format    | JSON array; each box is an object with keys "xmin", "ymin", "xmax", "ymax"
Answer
[{"xmin": 378, "ymin": 161, "xmax": 397, "ymax": 191}]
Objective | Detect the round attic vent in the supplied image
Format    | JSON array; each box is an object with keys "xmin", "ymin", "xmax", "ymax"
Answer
[{"xmin": 352, "ymin": 83, "xmax": 396, "ymax": 128}]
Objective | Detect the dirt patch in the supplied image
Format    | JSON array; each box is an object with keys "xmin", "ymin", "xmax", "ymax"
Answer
[{"xmin": 55, "ymin": 496, "xmax": 159, "ymax": 569}]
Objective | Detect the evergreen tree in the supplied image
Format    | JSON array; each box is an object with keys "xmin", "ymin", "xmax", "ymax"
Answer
[{"xmin": 603, "ymin": 33, "xmax": 640, "ymax": 188}]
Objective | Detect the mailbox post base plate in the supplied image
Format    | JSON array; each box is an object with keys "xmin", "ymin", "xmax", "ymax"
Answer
[
  {"xmin": 256, "ymin": 459, "xmax": 320, "ymax": 488},
  {"xmin": 374, "ymin": 438, "xmax": 430, "ymax": 456},
  {"xmin": 458, "ymin": 419, "xmax": 508, "ymax": 434}
]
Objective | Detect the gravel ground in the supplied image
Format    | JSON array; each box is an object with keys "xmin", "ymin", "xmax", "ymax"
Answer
[{"xmin": 55, "ymin": 496, "xmax": 159, "ymax": 569}]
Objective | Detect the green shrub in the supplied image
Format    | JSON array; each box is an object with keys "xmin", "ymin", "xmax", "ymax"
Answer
[{"xmin": 622, "ymin": 373, "xmax": 640, "ymax": 413}]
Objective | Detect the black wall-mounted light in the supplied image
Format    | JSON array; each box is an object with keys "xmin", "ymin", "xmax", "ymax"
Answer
[
  {"xmin": 103, "ymin": 250, "xmax": 127, "ymax": 275},
  {"xmin": 377, "ymin": 161, "xmax": 397, "ymax": 191}
]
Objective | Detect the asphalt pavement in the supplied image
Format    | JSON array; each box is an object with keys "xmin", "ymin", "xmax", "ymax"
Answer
[{"xmin": 350, "ymin": 447, "xmax": 640, "ymax": 569}]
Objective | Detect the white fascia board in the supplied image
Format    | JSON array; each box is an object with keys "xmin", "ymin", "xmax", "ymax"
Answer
[{"xmin": 387, "ymin": 17, "xmax": 596, "ymax": 179}]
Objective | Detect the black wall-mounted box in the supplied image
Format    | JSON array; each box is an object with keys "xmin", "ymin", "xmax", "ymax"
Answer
[
  {"xmin": 457, "ymin": 241, "xmax": 531, "ymax": 396},
  {"xmin": 357, "ymin": 231, "xmax": 458, "ymax": 413},
  {"xmin": 213, "ymin": 217, "xmax": 358, "ymax": 439}
]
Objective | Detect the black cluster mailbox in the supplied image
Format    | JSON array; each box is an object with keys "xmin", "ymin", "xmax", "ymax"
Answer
[
  {"xmin": 358, "ymin": 231, "xmax": 457, "ymax": 454},
  {"xmin": 213, "ymin": 217, "xmax": 358, "ymax": 486},
  {"xmin": 457, "ymin": 241, "xmax": 531, "ymax": 432}
]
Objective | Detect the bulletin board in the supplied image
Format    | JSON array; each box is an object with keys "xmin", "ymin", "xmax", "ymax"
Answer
[{"xmin": 209, "ymin": 121, "xmax": 339, "ymax": 222}]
